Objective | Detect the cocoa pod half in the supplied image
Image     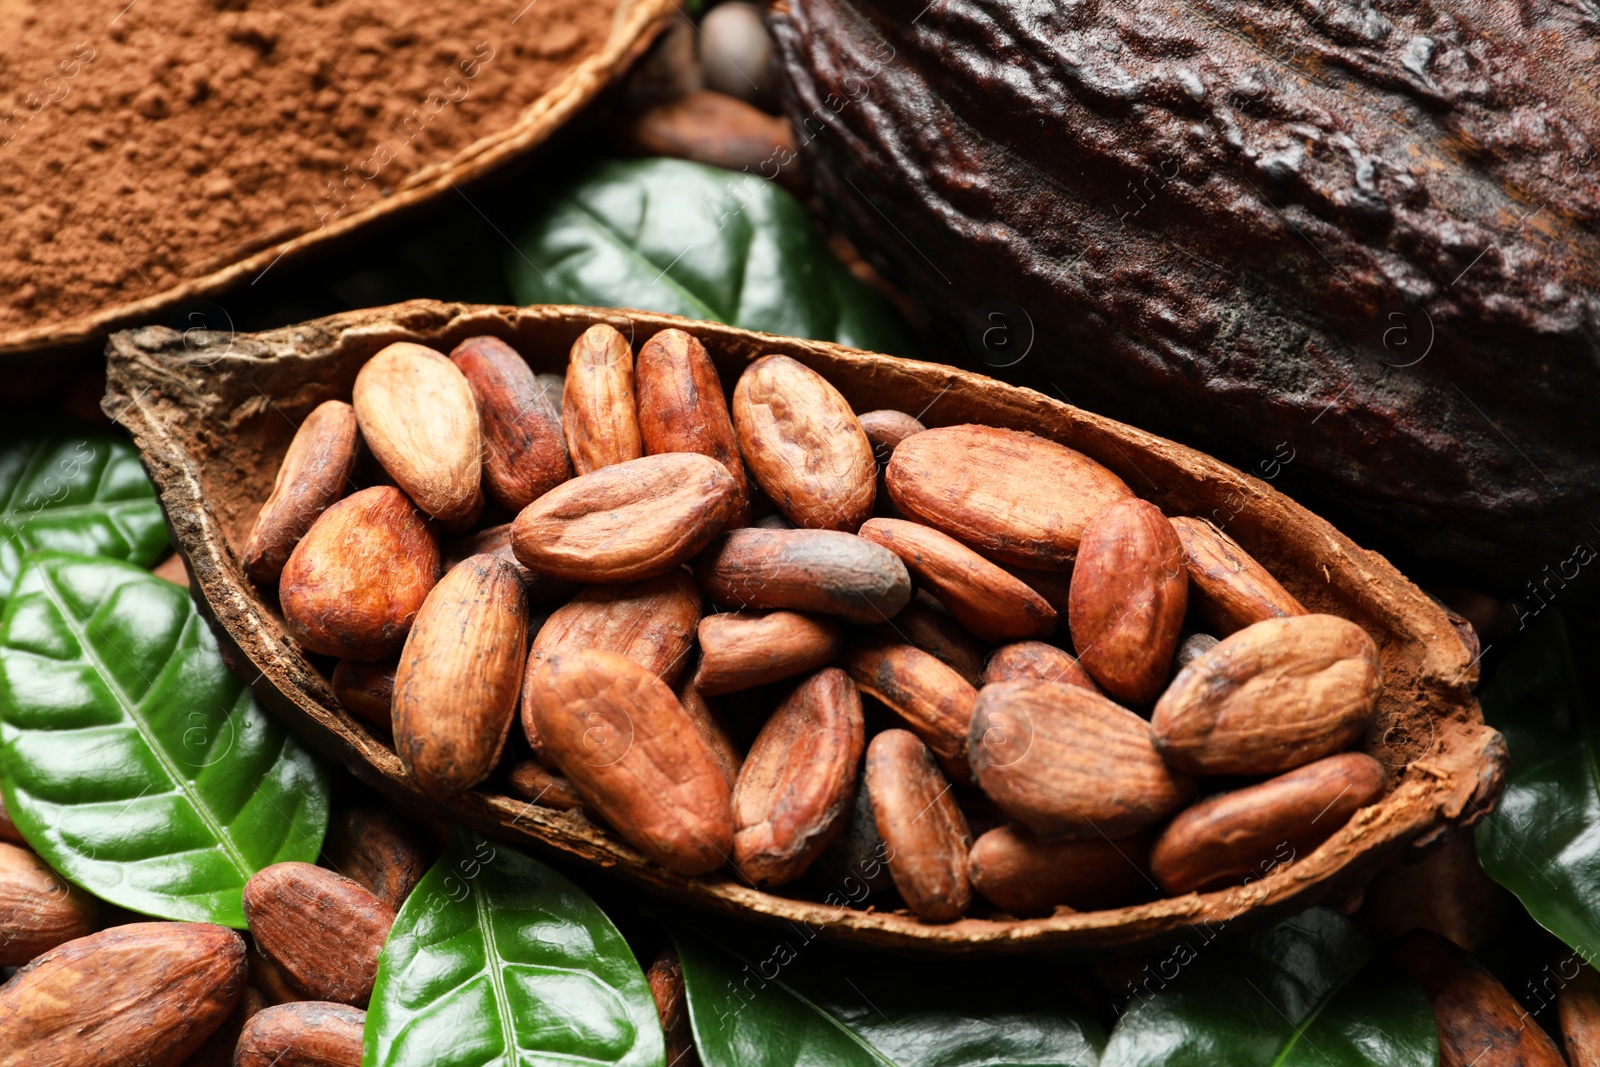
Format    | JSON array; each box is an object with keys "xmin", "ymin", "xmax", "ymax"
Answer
[
  {"xmin": 242, "ymin": 862, "xmax": 396, "ymax": 1007},
  {"xmin": 234, "ymin": 1001, "xmax": 365, "ymax": 1067},
  {"xmin": 450, "ymin": 335, "xmax": 571, "ymax": 511},
  {"xmin": 0, "ymin": 841, "xmax": 98, "ymax": 965},
  {"xmin": 637, "ymin": 328, "xmax": 751, "ymax": 526},
  {"xmin": 693, "ymin": 609, "xmax": 843, "ymax": 696},
  {"xmin": 1170, "ymin": 516, "xmax": 1306, "ymax": 636},
  {"xmin": 242, "ymin": 399, "xmax": 359, "ymax": 586},
  {"xmin": 846, "ymin": 642, "xmax": 977, "ymax": 781},
  {"xmin": 695, "ymin": 527, "xmax": 911, "ymax": 623},
  {"xmin": 1395, "ymin": 931, "xmax": 1566, "ymax": 1067},
  {"xmin": 866, "ymin": 729, "xmax": 971, "ymax": 922},
  {"xmin": 563, "ymin": 324, "xmax": 643, "ymax": 475},
  {"xmin": 968, "ymin": 825, "xmax": 1152, "ymax": 916}
]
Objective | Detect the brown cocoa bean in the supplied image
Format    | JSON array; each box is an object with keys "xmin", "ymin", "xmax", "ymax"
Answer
[
  {"xmin": 695, "ymin": 527, "xmax": 911, "ymax": 623},
  {"xmin": 234, "ymin": 1001, "xmax": 365, "ymax": 1067},
  {"xmin": 968, "ymin": 680, "xmax": 1191, "ymax": 838},
  {"xmin": 242, "ymin": 400, "xmax": 359, "ymax": 585},
  {"xmin": 885, "ymin": 425, "xmax": 1133, "ymax": 569},
  {"xmin": 563, "ymin": 324, "xmax": 643, "ymax": 475},
  {"xmin": 249, "ymin": 945, "xmax": 303, "ymax": 1007},
  {"xmin": 982, "ymin": 641, "xmax": 1099, "ymax": 693},
  {"xmin": 443, "ymin": 522, "xmax": 579, "ymax": 607},
  {"xmin": 676, "ymin": 675, "xmax": 744, "ymax": 790},
  {"xmin": 1149, "ymin": 753, "xmax": 1385, "ymax": 894},
  {"xmin": 860, "ymin": 518, "xmax": 1057, "ymax": 642},
  {"xmin": 320, "ymin": 808, "xmax": 429, "ymax": 913},
  {"xmin": 865, "ymin": 729, "xmax": 971, "ymax": 922},
  {"xmin": 450, "ymin": 335, "xmax": 570, "ymax": 511},
  {"xmin": 0, "ymin": 841, "xmax": 98, "ymax": 965},
  {"xmin": 692, "ymin": 610, "xmax": 843, "ymax": 696},
  {"xmin": 647, "ymin": 948, "xmax": 701, "ymax": 1067},
  {"xmin": 637, "ymin": 328, "xmax": 751, "ymax": 526},
  {"xmin": 1395, "ymin": 931, "xmax": 1566, "ymax": 1067},
  {"xmin": 846, "ymin": 642, "xmax": 977, "ymax": 781},
  {"xmin": 732, "ymin": 668, "xmax": 864, "ymax": 886},
  {"xmin": 858, "ymin": 409, "xmax": 926, "ymax": 467},
  {"xmin": 873, "ymin": 596, "xmax": 987, "ymax": 687},
  {"xmin": 153, "ymin": 552, "xmax": 190, "ymax": 586},
  {"xmin": 0, "ymin": 921, "xmax": 245, "ymax": 1067},
  {"xmin": 329, "ymin": 659, "xmax": 395, "ymax": 732},
  {"xmin": 279, "ymin": 486, "xmax": 440, "ymax": 661},
  {"xmin": 507, "ymin": 760, "xmax": 588, "ymax": 811},
  {"xmin": 352, "ymin": 342, "xmax": 482, "ymax": 525},
  {"xmin": 1170, "ymin": 516, "xmax": 1307, "ymax": 636},
  {"xmin": 1560, "ymin": 963, "xmax": 1600, "ymax": 1067},
  {"xmin": 732, "ymin": 354, "xmax": 875, "ymax": 531},
  {"xmin": 511, "ymin": 453, "xmax": 738, "ymax": 583},
  {"xmin": 393, "ymin": 555, "xmax": 529, "ymax": 795},
  {"xmin": 1151, "ymin": 614, "xmax": 1382, "ymax": 776},
  {"xmin": 968, "ymin": 825, "xmax": 1151, "ymax": 916},
  {"xmin": 1067, "ymin": 499, "xmax": 1188, "ymax": 706},
  {"xmin": 1364, "ymin": 833, "xmax": 1508, "ymax": 951},
  {"xmin": 242, "ymin": 863, "xmax": 395, "ymax": 1007},
  {"xmin": 525, "ymin": 649, "xmax": 734, "ymax": 876}
]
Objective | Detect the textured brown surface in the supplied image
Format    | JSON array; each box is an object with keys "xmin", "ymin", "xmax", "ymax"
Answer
[
  {"xmin": 104, "ymin": 300, "xmax": 1504, "ymax": 953},
  {"xmin": 638, "ymin": 328, "xmax": 751, "ymax": 527},
  {"xmin": 242, "ymin": 863, "xmax": 394, "ymax": 1007},
  {"xmin": 772, "ymin": 0, "xmax": 1600, "ymax": 594},
  {"xmin": 234, "ymin": 1002, "xmax": 365, "ymax": 1067},
  {"xmin": 867, "ymin": 729, "xmax": 971, "ymax": 923},
  {"xmin": 1397, "ymin": 931, "xmax": 1567, "ymax": 1066}
]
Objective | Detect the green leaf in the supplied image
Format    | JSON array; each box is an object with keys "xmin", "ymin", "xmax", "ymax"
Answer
[
  {"xmin": 1476, "ymin": 610, "xmax": 1600, "ymax": 957},
  {"xmin": 0, "ymin": 552, "xmax": 329, "ymax": 927},
  {"xmin": 673, "ymin": 922, "xmax": 1104, "ymax": 1066},
  {"xmin": 0, "ymin": 422, "xmax": 169, "ymax": 609},
  {"xmin": 364, "ymin": 829, "xmax": 664, "ymax": 1067},
  {"xmin": 507, "ymin": 158, "xmax": 916, "ymax": 355},
  {"xmin": 1099, "ymin": 909, "xmax": 1436, "ymax": 1067}
]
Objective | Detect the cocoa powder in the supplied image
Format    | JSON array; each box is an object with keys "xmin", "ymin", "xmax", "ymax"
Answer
[{"xmin": 0, "ymin": 0, "xmax": 608, "ymax": 333}]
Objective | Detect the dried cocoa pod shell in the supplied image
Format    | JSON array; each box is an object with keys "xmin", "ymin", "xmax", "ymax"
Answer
[
  {"xmin": 234, "ymin": 1001, "xmax": 365, "ymax": 1067},
  {"xmin": 733, "ymin": 668, "xmax": 865, "ymax": 886},
  {"xmin": 1395, "ymin": 931, "xmax": 1566, "ymax": 1067},
  {"xmin": 676, "ymin": 674, "xmax": 744, "ymax": 790},
  {"xmin": 1560, "ymin": 963, "xmax": 1600, "ymax": 1067},
  {"xmin": 968, "ymin": 825, "xmax": 1151, "ymax": 916},
  {"xmin": 450, "ymin": 335, "xmax": 571, "ymax": 511},
  {"xmin": 279, "ymin": 486, "xmax": 440, "ymax": 661},
  {"xmin": 508, "ymin": 760, "xmax": 588, "ymax": 811},
  {"xmin": 1152, "ymin": 614, "xmax": 1382, "ymax": 776},
  {"xmin": 968, "ymin": 680, "xmax": 1192, "ymax": 838},
  {"xmin": 637, "ymin": 328, "xmax": 751, "ymax": 526},
  {"xmin": 805, "ymin": 781, "xmax": 894, "ymax": 897},
  {"xmin": 0, "ymin": 921, "xmax": 246, "ymax": 1067},
  {"xmin": 876, "ymin": 596, "xmax": 986, "ymax": 687},
  {"xmin": 858, "ymin": 409, "xmax": 926, "ymax": 467},
  {"xmin": 522, "ymin": 572, "xmax": 702, "ymax": 753},
  {"xmin": 510, "ymin": 453, "xmax": 738, "ymax": 583},
  {"xmin": 1364, "ymin": 833, "xmax": 1508, "ymax": 951},
  {"xmin": 983, "ymin": 641, "xmax": 1099, "ymax": 693},
  {"xmin": 692, "ymin": 609, "xmax": 843, "ymax": 696},
  {"xmin": 695, "ymin": 527, "xmax": 911, "ymax": 623},
  {"xmin": 885, "ymin": 425, "xmax": 1133, "ymax": 569},
  {"xmin": 329, "ymin": 659, "xmax": 395, "ymax": 732},
  {"xmin": 732, "ymin": 353, "xmax": 875, "ymax": 531},
  {"xmin": 860, "ymin": 518, "xmax": 1057, "ymax": 643},
  {"xmin": 242, "ymin": 400, "xmax": 359, "ymax": 586},
  {"xmin": 526, "ymin": 649, "xmax": 735, "ymax": 876},
  {"xmin": 321, "ymin": 808, "xmax": 429, "ymax": 913},
  {"xmin": 563, "ymin": 324, "xmax": 643, "ymax": 475},
  {"xmin": 1170, "ymin": 516, "xmax": 1307, "ymax": 636},
  {"xmin": 647, "ymin": 947, "xmax": 702, "ymax": 1067},
  {"xmin": 1068, "ymin": 499, "xmax": 1188, "ymax": 705},
  {"xmin": 1149, "ymin": 753, "xmax": 1385, "ymax": 894},
  {"xmin": 393, "ymin": 554, "xmax": 529, "ymax": 795},
  {"xmin": 846, "ymin": 642, "xmax": 977, "ymax": 781},
  {"xmin": 865, "ymin": 729, "xmax": 971, "ymax": 922},
  {"xmin": 443, "ymin": 522, "xmax": 579, "ymax": 607},
  {"xmin": 242, "ymin": 862, "xmax": 396, "ymax": 1007},
  {"xmin": 352, "ymin": 342, "xmax": 482, "ymax": 525},
  {"xmin": 0, "ymin": 841, "xmax": 98, "ymax": 965}
]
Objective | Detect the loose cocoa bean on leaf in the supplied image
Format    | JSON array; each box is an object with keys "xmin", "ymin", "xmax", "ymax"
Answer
[
  {"xmin": 637, "ymin": 328, "xmax": 751, "ymax": 526},
  {"xmin": 695, "ymin": 527, "xmax": 911, "ymax": 623},
  {"xmin": 1152, "ymin": 614, "xmax": 1382, "ymax": 776},
  {"xmin": 1149, "ymin": 752, "xmax": 1385, "ymax": 894},
  {"xmin": 234, "ymin": 1001, "xmax": 365, "ymax": 1067},
  {"xmin": 877, "ymin": 596, "xmax": 987, "ymax": 687},
  {"xmin": 968, "ymin": 680, "xmax": 1191, "ymax": 839},
  {"xmin": 279, "ymin": 486, "xmax": 440, "ymax": 661},
  {"xmin": 511, "ymin": 453, "xmax": 739, "ymax": 583},
  {"xmin": 393, "ymin": 554, "xmax": 529, "ymax": 795},
  {"xmin": 866, "ymin": 729, "xmax": 972, "ymax": 922},
  {"xmin": 321, "ymin": 808, "xmax": 430, "ymax": 913},
  {"xmin": 0, "ymin": 841, "xmax": 98, "ymax": 965},
  {"xmin": 1068, "ymin": 498, "xmax": 1188, "ymax": 706},
  {"xmin": 885, "ymin": 425, "xmax": 1133, "ymax": 569},
  {"xmin": 443, "ymin": 523, "xmax": 579, "ymax": 607},
  {"xmin": 732, "ymin": 668, "xmax": 864, "ymax": 886},
  {"xmin": 242, "ymin": 399, "xmax": 359, "ymax": 586},
  {"xmin": 0, "ymin": 921, "xmax": 246, "ymax": 1067},
  {"xmin": 1170, "ymin": 516, "xmax": 1307, "ymax": 636},
  {"xmin": 242, "ymin": 863, "xmax": 396, "ymax": 1007},
  {"xmin": 526, "ymin": 649, "xmax": 734, "ymax": 876},
  {"xmin": 860, "ymin": 518, "xmax": 1057, "ymax": 642},
  {"xmin": 1395, "ymin": 931, "xmax": 1566, "ymax": 1067},
  {"xmin": 330, "ymin": 658, "xmax": 396, "ymax": 732},
  {"xmin": 693, "ymin": 609, "xmax": 843, "ymax": 695},
  {"xmin": 968, "ymin": 825, "xmax": 1151, "ymax": 916},
  {"xmin": 732, "ymin": 354, "xmax": 876, "ymax": 531},
  {"xmin": 846, "ymin": 642, "xmax": 978, "ymax": 782},
  {"xmin": 450, "ymin": 335, "xmax": 570, "ymax": 511},
  {"xmin": 563, "ymin": 324, "xmax": 644, "ymax": 475},
  {"xmin": 982, "ymin": 641, "xmax": 1099, "ymax": 693}
]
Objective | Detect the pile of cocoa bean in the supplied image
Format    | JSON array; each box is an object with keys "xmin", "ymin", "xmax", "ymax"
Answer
[{"xmin": 248, "ymin": 326, "xmax": 1386, "ymax": 923}]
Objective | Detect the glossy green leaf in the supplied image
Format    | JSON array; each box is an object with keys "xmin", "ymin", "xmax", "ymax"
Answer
[
  {"xmin": 1476, "ymin": 610, "xmax": 1600, "ymax": 958},
  {"xmin": 0, "ymin": 552, "xmax": 329, "ymax": 927},
  {"xmin": 1099, "ymin": 908, "xmax": 1436, "ymax": 1067},
  {"xmin": 673, "ymin": 922, "xmax": 1104, "ymax": 1066},
  {"xmin": 364, "ymin": 829, "xmax": 664, "ymax": 1067},
  {"xmin": 508, "ymin": 158, "xmax": 916, "ymax": 355},
  {"xmin": 0, "ymin": 422, "xmax": 169, "ymax": 609}
]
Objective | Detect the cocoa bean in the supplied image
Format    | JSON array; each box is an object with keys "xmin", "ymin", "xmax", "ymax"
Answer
[
  {"xmin": 805, "ymin": 783, "xmax": 894, "ymax": 897},
  {"xmin": 443, "ymin": 522, "xmax": 579, "ymax": 607},
  {"xmin": 692, "ymin": 609, "xmax": 843, "ymax": 696},
  {"xmin": 968, "ymin": 825, "xmax": 1151, "ymax": 916},
  {"xmin": 857, "ymin": 409, "xmax": 926, "ymax": 467},
  {"xmin": 1394, "ymin": 931, "xmax": 1565, "ymax": 1067},
  {"xmin": 329, "ymin": 659, "xmax": 395, "ymax": 733},
  {"xmin": 242, "ymin": 863, "xmax": 395, "ymax": 1007},
  {"xmin": 0, "ymin": 841, "xmax": 98, "ymax": 966},
  {"xmin": 450, "ymin": 335, "xmax": 570, "ymax": 511},
  {"xmin": 637, "ymin": 327, "xmax": 751, "ymax": 526},
  {"xmin": 865, "ymin": 729, "xmax": 971, "ymax": 922},
  {"xmin": 320, "ymin": 808, "xmax": 429, "ymax": 913},
  {"xmin": 1560, "ymin": 963, "xmax": 1600, "ymax": 1067},
  {"xmin": 677, "ymin": 675, "xmax": 745, "ymax": 790},
  {"xmin": 846, "ymin": 642, "xmax": 977, "ymax": 781},
  {"xmin": 181, "ymin": 985, "xmax": 265, "ymax": 1067},
  {"xmin": 695, "ymin": 527, "xmax": 911, "ymax": 622},
  {"xmin": 647, "ymin": 948, "xmax": 701, "ymax": 1067},
  {"xmin": 1170, "ymin": 516, "xmax": 1306, "ymax": 635},
  {"xmin": 0, "ymin": 794, "xmax": 20, "ymax": 844},
  {"xmin": 1172, "ymin": 632, "xmax": 1219, "ymax": 672},
  {"xmin": 234, "ymin": 1001, "xmax": 365, "ymax": 1067},
  {"xmin": 1363, "ymin": 833, "xmax": 1508, "ymax": 951},
  {"xmin": 875, "ymin": 596, "xmax": 986, "ymax": 687},
  {"xmin": 242, "ymin": 400, "xmax": 359, "ymax": 586},
  {"xmin": 982, "ymin": 641, "xmax": 1098, "ymax": 693},
  {"xmin": 507, "ymin": 760, "xmax": 588, "ymax": 812},
  {"xmin": 563, "ymin": 324, "xmax": 643, "ymax": 475}
]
